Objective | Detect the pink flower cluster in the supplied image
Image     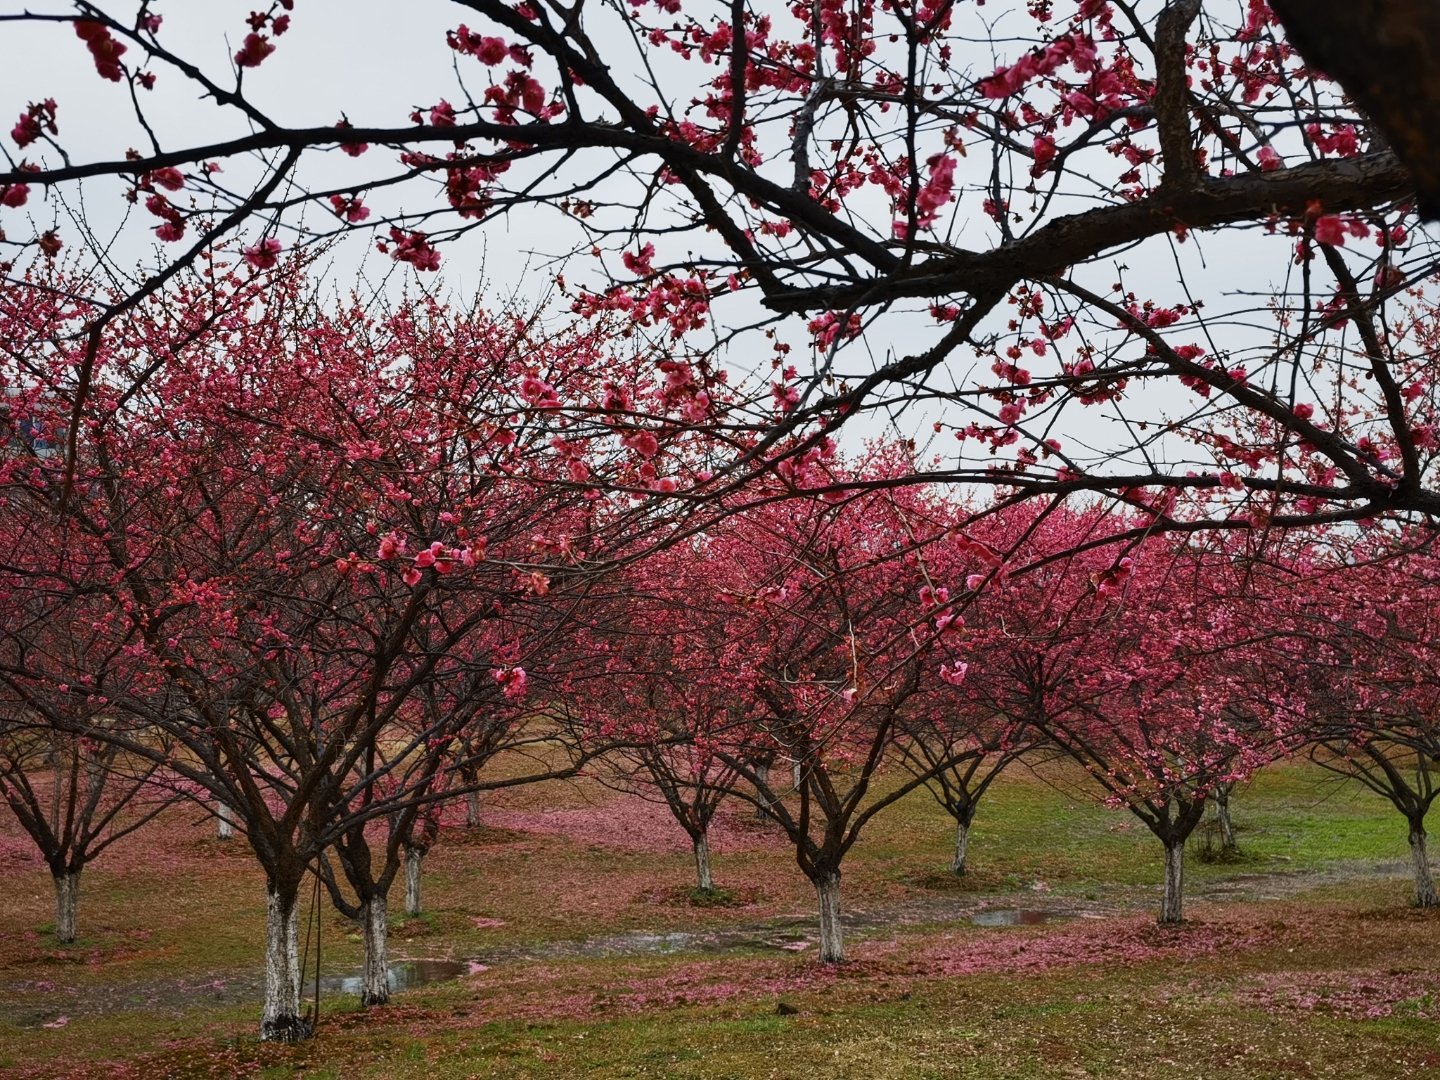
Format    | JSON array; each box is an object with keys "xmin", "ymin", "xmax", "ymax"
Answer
[
  {"xmin": 978, "ymin": 32, "xmax": 1099, "ymax": 99},
  {"xmin": 74, "ymin": 20, "xmax": 126, "ymax": 81},
  {"xmin": 11, "ymin": 99, "xmax": 57, "ymax": 148},
  {"xmin": 893, "ymin": 153, "xmax": 957, "ymax": 238}
]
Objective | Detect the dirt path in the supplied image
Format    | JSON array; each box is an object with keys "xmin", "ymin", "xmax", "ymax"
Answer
[{"xmin": 0, "ymin": 860, "xmax": 1412, "ymax": 1029}]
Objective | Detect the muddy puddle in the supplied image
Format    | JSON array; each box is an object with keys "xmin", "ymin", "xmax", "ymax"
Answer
[
  {"xmin": 509, "ymin": 923, "xmax": 821, "ymax": 960},
  {"xmin": 0, "ymin": 907, "xmax": 1054, "ymax": 1026},
  {"xmin": 320, "ymin": 958, "xmax": 490, "ymax": 996},
  {"xmin": 315, "ymin": 910, "xmax": 1080, "ymax": 995},
  {"xmin": 970, "ymin": 908, "xmax": 1069, "ymax": 927},
  {"xmin": 1, "ymin": 860, "xmax": 1410, "ymax": 1026}
]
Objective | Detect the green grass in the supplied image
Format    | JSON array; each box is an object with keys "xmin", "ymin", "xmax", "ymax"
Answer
[
  {"xmin": 0, "ymin": 757, "xmax": 1435, "ymax": 1078},
  {"xmin": 27, "ymin": 953, "xmax": 1436, "ymax": 1079},
  {"xmin": 857, "ymin": 757, "xmax": 1415, "ymax": 900}
]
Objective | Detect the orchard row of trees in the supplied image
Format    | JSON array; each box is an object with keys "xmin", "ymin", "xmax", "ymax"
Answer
[
  {"xmin": 3, "ymin": 262, "xmax": 1440, "ymax": 1042},
  {"xmin": 550, "ymin": 484, "xmax": 1440, "ymax": 943}
]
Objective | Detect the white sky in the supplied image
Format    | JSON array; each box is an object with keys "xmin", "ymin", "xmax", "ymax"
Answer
[{"xmin": 1, "ymin": 1, "xmax": 1430, "ymax": 484}]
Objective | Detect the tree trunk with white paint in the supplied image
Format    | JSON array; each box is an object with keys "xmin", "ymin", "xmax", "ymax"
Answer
[
  {"xmin": 792, "ymin": 760, "xmax": 802, "ymax": 790},
  {"xmin": 52, "ymin": 870, "xmax": 80, "ymax": 943},
  {"xmin": 814, "ymin": 868, "xmax": 844, "ymax": 964},
  {"xmin": 216, "ymin": 801, "xmax": 234, "ymax": 841},
  {"xmin": 693, "ymin": 831, "xmax": 714, "ymax": 891},
  {"xmin": 404, "ymin": 845, "xmax": 423, "ymax": 917},
  {"xmin": 465, "ymin": 790, "xmax": 481, "ymax": 829},
  {"xmin": 360, "ymin": 895, "xmax": 390, "ymax": 1007},
  {"xmin": 1159, "ymin": 839, "xmax": 1186, "ymax": 925},
  {"xmin": 1212, "ymin": 785, "xmax": 1237, "ymax": 851},
  {"xmin": 261, "ymin": 882, "xmax": 309, "ymax": 1041},
  {"xmin": 1410, "ymin": 821, "xmax": 1437, "ymax": 908},
  {"xmin": 951, "ymin": 818, "xmax": 971, "ymax": 876}
]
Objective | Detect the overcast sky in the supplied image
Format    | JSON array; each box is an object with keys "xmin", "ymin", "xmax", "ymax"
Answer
[{"xmin": 2, "ymin": 2, "xmax": 1427, "ymax": 480}]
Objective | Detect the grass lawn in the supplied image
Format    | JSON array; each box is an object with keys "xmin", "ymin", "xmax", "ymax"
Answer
[{"xmin": 1, "ymin": 758, "xmax": 1436, "ymax": 1078}]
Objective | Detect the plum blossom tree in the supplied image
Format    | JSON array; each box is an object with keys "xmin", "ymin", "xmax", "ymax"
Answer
[
  {"xmin": 403, "ymin": 796, "xmax": 443, "ymax": 918},
  {"xmin": 330, "ymin": 630, "xmax": 575, "ymax": 987},
  {"xmin": 0, "ymin": 704, "xmax": 175, "ymax": 943},
  {"xmin": 889, "ymin": 506, "xmax": 1049, "ymax": 875},
  {"xmin": 1205, "ymin": 779, "xmax": 1240, "ymax": 855},
  {"xmin": 956, "ymin": 511, "xmax": 1296, "ymax": 923},
  {"xmin": 1311, "ymin": 734, "xmax": 1440, "ymax": 909},
  {"xmin": 693, "ymin": 465, "xmax": 989, "ymax": 963},
  {"xmin": 1290, "ymin": 540, "xmax": 1440, "ymax": 908},
  {"xmin": 893, "ymin": 691, "xmax": 1036, "ymax": 877},
  {"xmin": 313, "ymin": 751, "xmax": 446, "ymax": 1005},
  {"xmin": 3, "ymin": 2, "xmax": 1438, "ymax": 545},
  {"xmin": 0, "ymin": 331, "xmax": 186, "ymax": 945},
  {"xmin": 0, "ymin": 259, "xmax": 668, "ymax": 1037},
  {"xmin": 567, "ymin": 542, "xmax": 753, "ymax": 892}
]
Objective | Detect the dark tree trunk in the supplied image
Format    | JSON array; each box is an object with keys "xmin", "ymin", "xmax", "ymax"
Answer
[
  {"xmin": 465, "ymin": 790, "xmax": 481, "ymax": 829},
  {"xmin": 52, "ymin": 869, "xmax": 80, "ymax": 943},
  {"xmin": 1269, "ymin": 0, "xmax": 1440, "ymax": 216},
  {"xmin": 1160, "ymin": 838, "xmax": 1186, "ymax": 925},
  {"xmin": 754, "ymin": 763, "xmax": 774, "ymax": 821},
  {"xmin": 404, "ymin": 845, "xmax": 423, "ymax": 917},
  {"xmin": 951, "ymin": 818, "xmax": 971, "ymax": 876},
  {"xmin": 693, "ymin": 831, "xmax": 714, "ymax": 891},
  {"xmin": 1213, "ymin": 788, "xmax": 1237, "ymax": 852},
  {"xmin": 360, "ymin": 895, "xmax": 390, "ymax": 1006},
  {"xmin": 1410, "ymin": 820, "xmax": 1437, "ymax": 908}
]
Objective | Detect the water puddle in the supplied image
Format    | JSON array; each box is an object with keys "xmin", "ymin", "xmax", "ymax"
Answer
[
  {"xmin": 2, "ymin": 897, "xmax": 1115, "ymax": 1021},
  {"xmin": 560, "ymin": 931, "xmax": 699, "ymax": 957},
  {"xmin": 320, "ymin": 958, "xmax": 488, "ymax": 996},
  {"xmin": 317, "ymin": 927, "xmax": 826, "ymax": 996},
  {"xmin": 477, "ymin": 925, "xmax": 821, "ymax": 961},
  {"xmin": 315, "ymin": 908, "xmax": 1078, "ymax": 996},
  {"xmin": 970, "ymin": 909, "xmax": 1064, "ymax": 927}
]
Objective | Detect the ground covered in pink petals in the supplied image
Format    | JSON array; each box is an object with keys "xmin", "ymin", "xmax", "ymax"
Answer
[{"xmin": 481, "ymin": 792, "xmax": 787, "ymax": 855}]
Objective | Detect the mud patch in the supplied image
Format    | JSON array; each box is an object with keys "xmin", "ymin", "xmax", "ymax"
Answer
[
  {"xmin": 321, "ymin": 958, "xmax": 488, "ymax": 996},
  {"xmin": 640, "ymin": 884, "xmax": 766, "ymax": 908},
  {"xmin": 971, "ymin": 908, "xmax": 1070, "ymax": 927}
]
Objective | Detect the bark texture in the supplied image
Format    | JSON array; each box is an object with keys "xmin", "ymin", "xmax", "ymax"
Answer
[
  {"xmin": 360, "ymin": 896, "xmax": 390, "ymax": 1006},
  {"xmin": 1410, "ymin": 822, "xmax": 1438, "ymax": 908},
  {"xmin": 52, "ymin": 870, "xmax": 79, "ymax": 943},
  {"xmin": 404, "ymin": 846, "xmax": 423, "ymax": 917},
  {"xmin": 814, "ymin": 868, "xmax": 844, "ymax": 964},
  {"xmin": 951, "ymin": 819, "xmax": 971, "ymax": 876},
  {"xmin": 1214, "ymin": 789, "xmax": 1237, "ymax": 852},
  {"xmin": 465, "ymin": 790, "xmax": 481, "ymax": 829},
  {"xmin": 693, "ymin": 832, "xmax": 714, "ymax": 891},
  {"xmin": 261, "ymin": 883, "xmax": 309, "ymax": 1041},
  {"xmin": 754, "ymin": 763, "xmax": 774, "ymax": 821},
  {"xmin": 1269, "ymin": 0, "xmax": 1440, "ymax": 216},
  {"xmin": 1159, "ymin": 840, "xmax": 1186, "ymax": 925}
]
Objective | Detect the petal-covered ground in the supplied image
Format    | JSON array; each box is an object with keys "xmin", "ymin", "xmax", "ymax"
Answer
[{"xmin": 2, "ymin": 761, "xmax": 1438, "ymax": 1078}]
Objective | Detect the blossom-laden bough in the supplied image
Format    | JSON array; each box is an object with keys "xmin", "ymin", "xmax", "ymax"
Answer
[
  {"xmin": 3, "ymin": 3, "xmax": 1440, "ymax": 547},
  {"xmin": 0, "ymin": 255, "xmax": 702, "ymax": 1038}
]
